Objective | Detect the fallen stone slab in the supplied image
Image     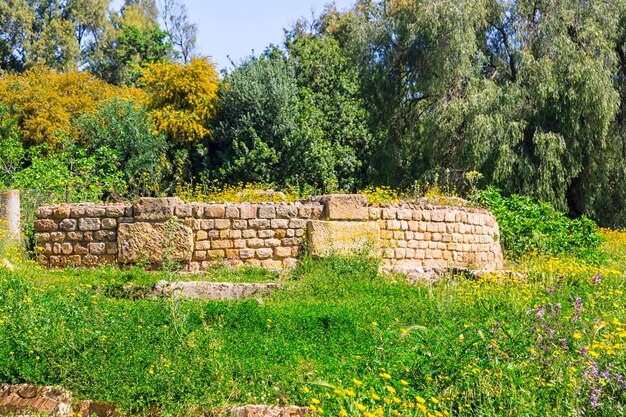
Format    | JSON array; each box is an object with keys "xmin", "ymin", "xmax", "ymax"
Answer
[
  {"xmin": 153, "ymin": 280, "xmax": 282, "ymax": 300},
  {"xmin": 381, "ymin": 265, "xmax": 526, "ymax": 284}
]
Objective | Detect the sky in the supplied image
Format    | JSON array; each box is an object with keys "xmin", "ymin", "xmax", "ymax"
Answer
[{"xmin": 181, "ymin": 0, "xmax": 355, "ymax": 70}]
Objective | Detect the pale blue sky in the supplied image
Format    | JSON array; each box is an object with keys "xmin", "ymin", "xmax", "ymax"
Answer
[{"xmin": 182, "ymin": 0, "xmax": 355, "ymax": 70}]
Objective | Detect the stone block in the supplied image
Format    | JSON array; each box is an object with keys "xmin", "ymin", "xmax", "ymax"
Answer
[
  {"xmin": 35, "ymin": 219, "xmax": 58, "ymax": 232},
  {"xmin": 320, "ymin": 194, "xmax": 368, "ymax": 221},
  {"xmin": 35, "ymin": 206, "xmax": 53, "ymax": 219},
  {"xmin": 258, "ymin": 206, "xmax": 276, "ymax": 219},
  {"xmin": 307, "ymin": 220, "xmax": 380, "ymax": 257},
  {"xmin": 50, "ymin": 232, "xmax": 64, "ymax": 242},
  {"xmin": 79, "ymin": 218, "xmax": 101, "ymax": 231},
  {"xmin": 36, "ymin": 233, "xmax": 50, "ymax": 243},
  {"xmin": 52, "ymin": 206, "xmax": 71, "ymax": 219},
  {"xmin": 225, "ymin": 206, "xmax": 240, "ymax": 218},
  {"xmin": 232, "ymin": 220, "xmax": 248, "ymax": 229},
  {"xmin": 215, "ymin": 219, "xmax": 231, "ymax": 229},
  {"xmin": 59, "ymin": 218, "xmax": 77, "ymax": 231},
  {"xmin": 255, "ymin": 248, "xmax": 273, "ymax": 259},
  {"xmin": 117, "ymin": 222, "xmax": 193, "ymax": 264},
  {"xmin": 85, "ymin": 206, "xmax": 106, "ymax": 217},
  {"xmin": 271, "ymin": 219, "xmax": 289, "ymax": 229},
  {"xmin": 175, "ymin": 204, "xmax": 193, "ymax": 218},
  {"xmin": 61, "ymin": 242, "xmax": 73, "ymax": 255},
  {"xmin": 298, "ymin": 206, "xmax": 312, "ymax": 218},
  {"xmin": 262, "ymin": 259, "xmax": 283, "ymax": 269},
  {"xmin": 67, "ymin": 232, "xmax": 83, "ymax": 242},
  {"xmin": 101, "ymin": 218, "xmax": 117, "ymax": 229},
  {"xmin": 258, "ymin": 230, "xmax": 275, "ymax": 238},
  {"xmin": 239, "ymin": 249, "xmax": 255, "ymax": 259},
  {"xmin": 274, "ymin": 246, "xmax": 292, "ymax": 258},
  {"xmin": 239, "ymin": 205, "xmax": 257, "ymax": 219},
  {"xmin": 276, "ymin": 206, "xmax": 298, "ymax": 218},
  {"xmin": 105, "ymin": 206, "xmax": 127, "ymax": 217},
  {"xmin": 249, "ymin": 219, "xmax": 270, "ymax": 230},
  {"xmin": 133, "ymin": 197, "xmax": 183, "ymax": 221},
  {"xmin": 204, "ymin": 205, "xmax": 225, "ymax": 218}
]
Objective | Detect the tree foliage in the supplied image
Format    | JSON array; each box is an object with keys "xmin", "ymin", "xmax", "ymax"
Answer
[
  {"xmin": 139, "ymin": 57, "xmax": 220, "ymax": 144},
  {"xmin": 77, "ymin": 98, "xmax": 170, "ymax": 196},
  {"xmin": 0, "ymin": 67, "xmax": 142, "ymax": 147},
  {"xmin": 309, "ymin": 0, "xmax": 626, "ymax": 225}
]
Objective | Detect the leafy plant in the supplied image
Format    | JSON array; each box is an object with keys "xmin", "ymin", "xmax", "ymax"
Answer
[
  {"xmin": 77, "ymin": 98, "xmax": 170, "ymax": 197},
  {"xmin": 474, "ymin": 187, "xmax": 604, "ymax": 260}
]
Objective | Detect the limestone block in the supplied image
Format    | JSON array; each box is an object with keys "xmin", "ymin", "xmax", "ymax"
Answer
[
  {"xmin": 133, "ymin": 197, "xmax": 183, "ymax": 221},
  {"xmin": 79, "ymin": 218, "xmax": 101, "ymax": 231},
  {"xmin": 320, "ymin": 194, "xmax": 368, "ymax": 220},
  {"xmin": 204, "ymin": 205, "xmax": 225, "ymax": 218},
  {"xmin": 276, "ymin": 206, "xmax": 298, "ymax": 218},
  {"xmin": 35, "ymin": 219, "xmax": 58, "ymax": 232},
  {"xmin": 117, "ymin": 222, "xmax": 193, "ymax": 264},
  {"xmin": 105, "ymin": 205, "xmax": 127, "ymax": 217},
  {"xmin": 85, "ymin": 206, "xmax": 106, "ymax": 217},
  {"xmin": 154, "ymin": 281, "xmax": 281, "ymax": 300},
  {"xmin": 307, "ymin": 220, "xmax": 380, "ymax": 257}
]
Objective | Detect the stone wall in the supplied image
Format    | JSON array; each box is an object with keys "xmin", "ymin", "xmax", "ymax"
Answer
[{"xmin": 34, "ymin": 195, "xmax": 504, "ymax": 271}]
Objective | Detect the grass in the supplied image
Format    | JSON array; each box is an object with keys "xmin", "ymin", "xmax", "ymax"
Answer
[{"xmin": 1, "ymin": 231, "xmax": 626, "ymax": 416}]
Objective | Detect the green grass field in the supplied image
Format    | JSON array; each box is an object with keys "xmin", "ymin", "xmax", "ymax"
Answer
[{"xmin": 1, "ymin": 230, "xmax": 626, "ymax": 416}]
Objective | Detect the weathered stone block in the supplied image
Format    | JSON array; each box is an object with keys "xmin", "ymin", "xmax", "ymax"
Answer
[
  {"xmin": 105, "ymin": 206, "xmax": 127, "ymax": 217},
  {"xmin": 276, "ymin": 206, "xmax": 298, "ymax": 218},
  {"xmin": 35, "ymin": 206, "xmax": 53, "ymax": 219},
  {"xmin": 89, "ymin": 243, "xmax": 106, "ymax": 255},
  {"xmin": 117, "ymin": 222, "xmax": 193, "ymax": 264},
  {"xmin": 35, "ymin": 219, "xmax": 58, "ymax": 232},
  {"xmin": 249, "ymin": 219, "xmax": 270, "ymax": 230},
  {"xmin": 52, "ymin": 206, "xmax": 71, "ymax": 219},
  {"xmin": 79, "ymin": 218, "xmax": 101, "ymax": 231},
  {"xmin": 239, "ymin": 205, "xmax": 257, "ymax": 219},
  {"xmin": 271, "ymin": 219, "xmax": 289, "ymax": 229},
  {"xmin": 258, "ymin": 206, "xmax": 276, "ymax": 219},
  {"xmin": 321, "ymin": 194, "xmax": 368, "ymax": 220},
  {"xmin": 101, "ymin": 218, "xmax": 117, "ymax": 229},
  {"xmin": 175, "ymin": 204, "xmax": 193, "ymax": 218},
  {"xmin": 204, "ymin": 205, "xmax": 225, "ymax": 218},
  {"xmin": 255, "ymin": 248, "xmax": 273, "ymax": 259},
  {"xmin": 133, "ymin": 197, "xmax": 183, "ymax": 221},
  {"xmin": 225, "ymin": 205, "xmax": 240, "ymax": 218},
  {"xmin": 85, "ymin": 206, "xmax": 106, "ymax": 217},
  {"xmin": 307, "ymin": 220, "xmax": 380, "ymax": 257}
]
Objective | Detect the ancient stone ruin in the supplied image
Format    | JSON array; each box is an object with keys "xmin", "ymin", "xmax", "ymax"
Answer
[{"xmin": 34, "ymin": 194, "xmax": 504, "ymax": 271}]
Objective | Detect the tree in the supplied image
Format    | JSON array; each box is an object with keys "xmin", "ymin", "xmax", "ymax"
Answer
[
  {"xmin": 286, "ymin": 31, "xmax": 373, "ymax": 190},
  {"xmin": 77, "ymin": 98, "xmax": 170, "ymax": 196},
  {"xmin": 316, "ymin": 0, "xmax": 626, "ymax": 225},
  {"xmin": 94, "ymin": 24, "xmax": 171, "ymax": 85},
  {"xmin": 158, "ymin": 0, "xmax": 197, "ymax": 63},
  {"xmin": 0, "ymin": 0, "xmax": 113, "ymax": 72},
  {"xmin": 210, "ymin": 47, "xmax": 369, "ymax": 192},
  {"xmin": 0, "ymin": 67, "xmax": 142, "ymax": 147},
  {"xmin": 139, "ymin": 57, "xmax": 220, "ymax": 144}
]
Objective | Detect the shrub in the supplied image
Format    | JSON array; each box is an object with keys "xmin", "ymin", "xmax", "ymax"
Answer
[
  {"xmin": 77, "ymin": 98, "xmax": 170, "ymax": 197},
  {"xmin": 0, "ymin": 67, "xmax": 141, "ymax": 147},
  {"xmin": 474, "ymin": 187, "xmax": 604, "ymax": 260}
]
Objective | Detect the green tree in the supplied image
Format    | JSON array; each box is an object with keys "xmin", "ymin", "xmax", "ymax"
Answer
[
  {"xmin": 0, "ymin": 0, "xmax": 114, "ymax": 72},
  {"xmin": 318, "ymin": 0, "xmax": 626, "ymax": 225},
  {"xmin": 94, "ymin": 24, "xmax": 171, "ymax": 85},
  {"xmin": 77, "ymin": 98, "xmax": 170, "ymax": 196},
  {"xmin": 286, "ymin": 32, "xmax": 373, "ymax": 190},
  {"xmin": 210, "ymin": 45, "xmax": 370, "ymax": 192}
]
